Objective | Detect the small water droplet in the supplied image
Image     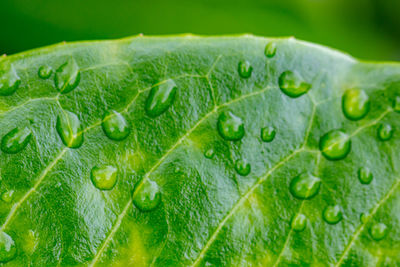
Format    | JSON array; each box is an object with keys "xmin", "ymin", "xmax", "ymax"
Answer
[
  {"xmin": 393, "ymin": 96, "xmax": 400, "ymax": 113},
  {"xmin": 360, "ymin": 212, "xmax": 369, "ymax": 223},
  {"xmin": 145, "ymin": 79, "xmax": 177, "ymax": 117},
  {"xmin": 0, "ymin": 67, "xmax": 21, "ymax": 96},
  {"xmin": 264, "ymin": 42, "xmax": 277, "ymax": 58},
  {"xmin": 0, "ymin": 231, "xmax": 16, "ymax": 263},
  {"xmin": 319, "ymin": 130, "xmax": 351, "ymax": 160},
  {"xmin": 370, "ymin": 223, "xmax": 388, "ymax": 241},
  {"xmin": 91, "ymin": 165, "xmax": 117, "ymax": 190},
  {"xmin": 342, "ymin": 89, "xmax": 370, "ymax": 120},
  {"xmin": 358, "ymin": 167, "xmax": 373, "ymax": 184},
  {"xmin": 377, "ymin": 123, "xmax": 393, "ymax": 141},
  {"xmin": 1, "ymin": 190, "xmax": 14, "ymax": 203},
  {"xmin": 1, "ymin": 127, "xmax": 32, "ymax": 154},
  {"xmin": 323, "ymin": 205, "xmax": 343, "ymax": 224},
  {"xmin": 289, "ymin": 172, "xmax": 321, "ymax": 200},
  {"xmin": 132, "ymin": 179, "xmax": 161, "ymax": 212},
  {"xmin": 278, "ymin": 71, "xmax": 311, "ymax": 98},
  {"xmin": 54, "ymin": 58, "xmax": 80, "ymax": 94},
  {"xmin": 204, "ymin": 148, "xmax": 215, "ymax": 159},
  {"xmin": 234, "ymin": 159, "xmax": 251, "ymax": 176},
  {"xmin": 291, "ymin": 213, "xmax": 307, "ymax": 232},
  {"xmin": 217, "ymin": 111, "xmax": 245, "ymax": 141},
  {"xmin": 38, "ymin": 65, "xmax": 53, "ymax": 79},
  {"xmin": 261, "ymin": 126, "xmax": 276, "ymax": 142},
  {"xmin": 101, "ymin": 110, "xmax": 130, "ymax": 141},
  {"xmin": 56, "ymin": 110, "xmax": 84, "ymax": 148},
  {"xmin": 238, "ymin": 60, "xmax": 253, "ymax": 78}
]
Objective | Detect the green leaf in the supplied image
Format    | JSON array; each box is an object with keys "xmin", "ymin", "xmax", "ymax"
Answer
[{"xmin": 0, "ymin": 36, "xmax": 399, "ymax": 266}]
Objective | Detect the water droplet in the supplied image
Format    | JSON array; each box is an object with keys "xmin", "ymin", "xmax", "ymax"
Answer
[
  {"xmin": 319, "ymin": 130, "xmax": 351, "ymax": 160},
  {"xmin": 38, "ymin": 65, "xmax": 53, "ymax": 79},
  {"xmin": 278, "ymin": 71, "xmax": 311, "ymax": 98},
  {"xmin": 377, "ymin": 123, "xmax": 393, "ymax": 141},
  {"xmin": 238, "ymin": 60, "xmax": 253, "ymax": 78},
  {"xmin": 0, "ymin": 67, "xmax": 21, "ymax": 96},
  {"xmin": 1, "ymin": 190, "xmax": 14, "ymax": 203},
  {"xmin": 322, "ymin": 205, "xmax": 343, "ymax": 224},
  {"xmin": 145, "ymin": 79, "xmax": 177, "ymax": 117},
  {"xmin": 90, "ymin": 165, "xmax": 117, "ymax": 190},
  {"xmin": 0, "ymin": 231, "xmax": 16, "ymax": 263},
  {"xmin": 261, "ymin": 126, "xmax": 276, "ymax": 142},
  {"xmin": 370, "ymin": 223, "xmax": 388, "ymax": 241},
  {"xmin": 360, "ymin": 213, "xmax": 369, "ymax": 223},
  {"xmin": 358, "ymin": 167, "xmax": 373, "ymax": 184},
  {"xmin": 101, "ymin": 110, "xmax": 130, "ymax": 141},
  {"xmin": 204, "ymin": 148, "xmax": 215, "ymax": 159},
  {"xmin": 264, "ymin": 42, "xmax": 277, "ymax": 58},
  {"xmin": 132, "ymin": 179, "xmax": 161, "ymax": 211},
  {"xmin": 54, "ymin": 58, "xmax": 80, "ymax": 94},
  {"xmin": 291, "ymin": 213, "xmax": 307, "ymax": 232},
  {"xmin": 234, "ymin": 159, "xmax": 251, "ymax": 176},
  {"xmin": 56, "ymin": 110, "xmax": 84, "ymax": 148},
  {"xmin": 1, "ymin": 127, "xmax": 32, "ymax": 154},
  {"xmin": 393, "ymin": 96, "xmax": 400, "ymax": 113},
  {"xmin": 217, "ymin": 111, "xmax": 245, "ymax": 141},
  {"xmin": 289, "ymin": 172, "xmax": 321, "ymax": 200},
  {"xmin": 342, "ymin": 89, "xmax": 370, "ymax": 120}
]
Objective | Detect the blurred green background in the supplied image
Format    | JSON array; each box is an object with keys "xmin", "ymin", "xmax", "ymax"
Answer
[{"xmin": 1, "ymin": 0, "xmax": 399, "ymax": 61}]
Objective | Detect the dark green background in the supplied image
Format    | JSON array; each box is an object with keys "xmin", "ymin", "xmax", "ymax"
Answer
[{"xmin": 1, "ymin": 0, "xmax": 399, "ymax": 61}]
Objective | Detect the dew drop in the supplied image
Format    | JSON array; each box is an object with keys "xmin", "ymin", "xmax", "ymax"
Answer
[
  {"xmin": 342, "ymin": 89, "xmax": 370, "ymax": 120},
  {"xmin": 238, "ymin": 60, "xmax": 253, "ymax": 78},
  {"xmin": 132, "ymin": 179, "xmax": 161, "ymax": 212},
  {"xmin": 101, "ymin": 110, "xmax": 130, "ymax": 141},
  {"xmin": 1, "ymin": 127, "xmax": 32, "ymax": 154},
  {"xmin": 54, "ymin": 58, "xmax": 80, "ymax": 94},
  {"xmin": 1, "ymin": 190, "xmax": 14, "ymax": 203},
  {"xmin": 217, "ymin": 111, "xmax": 245, "ymax": 141},
  {"xmin": 0, "ymin": 67, "xmax": 21, "ymax": 96},
  {"xmin": 91, "ymin": 165, "xmax": 117, "ymax": 190},
  {"xmin": 261, "ymin": 126, "xmax": 276, "ymax": 142},
  {"xmin": 322, "ymin": 205, "xmax": 343, "ymax": 224},
  {"xmin": 234, "ymin": 159, "xmax": 251, "ymax": 176},
  {"xmin": 358, "ymin": 167, "xmax": 373, "ymax": 184},
  {"xmin": 291, "ymin": 213, "xmax": 307, "ymax": 232},
  {"xmin": 0, "ymin": 231, "xmax": 16, "ymax": 263},
  {"xmin": 377, "ymin": 123, "xmax": 393, "ymax": 141},
  {"xmin": 38, "ymin": 65, "xmax": 53, "ymax": 79},
  {"xmin": 370, "ymin": 223, "xmax": 388, "ymax": 241},
  {"xmin": 204, "ymin": 148, "xmax": 215, "ymax": 159},
  {"xmin": 56, "ymin": 110, "xmax": 84, "ymax": 148},
  {"xmin": 264, "ymin": 42, "xmax": 277, "ymax": 58},
  {"xmin": 319, "ymin": 130, "xmax": 351, "ymax": 160},
  {"xmin": 145, "ymin": 79, "xmax": 177, "ymax": 117},
  {"xmin": 360, "ymin": 212, "xmax": 369, "ymax": 223},
  {"xmin": 289, "ymin": 172, "xmax": 321, "ymax": 200},
  {"xmin": 393, "ymin": 96, "xmax": 400, "ymax": 113},
  {"xmin": 278, "ymin": 71, "xmax": 311, "ymax": 98}
]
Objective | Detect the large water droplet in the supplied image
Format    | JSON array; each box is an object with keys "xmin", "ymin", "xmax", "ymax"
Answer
[
  {"xmin": 370, "ymin": 223, "xmax": 388, "ymax": 241},
  {"xmin": 101, "ymin": 110, "xmax": 130, "ymax": 141},
  {"xmin": 91, "ymin": 165, "xmax": 117, "ymax": 190},
  {"xmin": 234, "ymin": 159, "xmax": 251, "ymax": 176},
  {"xmin": 319, "ymin": 130, "xmax": 351, "ymax": 160},
  {"xmin": 264, "ymin": 42, "xmax": 277, "ymax": 58},
  {"xmin": 358, "ymin": 167, "xmax": 373, "ymax": 184},
  {"xmin": 217, "ymin": 111, "xmax": 245, "ymax": 141},
  {"xmin": 132, "ymin": 179, "xmax": 161, "ymax": 212},
  {"xmin": 0, "ymin": 231, "xmax": 16, "ymax": 263},
  {"xmin": 204, "ymin": 148, "xmax": 215, "ymax": 159},
  {"xmin": 342, "ymin": 89, "xmax": 370, "ymax": 121},
  {"xmin": 289, "ymin": 172, "xmax": 321, "ymax": 200},
  {"xmin": 291, "ymin": 213, "xmax": 307, "ymax": 232},
  {"xmin": 377, "ymin": 123, "xmax": 393, "ymax": 141},
  {"xmin": 322, "ymin": 205, "xmax": 343, "ymax": 224},
  {"xmin": 238, "ymin": 60, "xmax": 253, "ymax": 78},
  {"xmin": 1, "ymin": 127, "xmax": 32, "ymax": 154},
  {"xmin": 38, "ymin": 65, "xmax": 53, "ymax": 79},
  {"xmin": 56, "ymin": 110, "xmax": 84, "ymax": 148},
  {"xmin": 393, "ymin": 96, "xmax": 400, "ymax": 113},
  {"xmin": 54, "ymin": 58, "xmax": 80, "ymax": 94},
  {"xmin": 261, "ymin": 126, "xmax": 276, "ymax": 142},
  {"xmin": 145, "ymin": 79, "xmax": 177, "ymax": 117},
  {"xmin": 278, "ymin": 71, "xmax": 311, "ymax": 98},
  {"xmin": 0, "ymin": 67, "xmax": 21, "ymax": 96},
  {"xmin": 1, "ymin": 190, "xmax": 14, "ymax": 203}
]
